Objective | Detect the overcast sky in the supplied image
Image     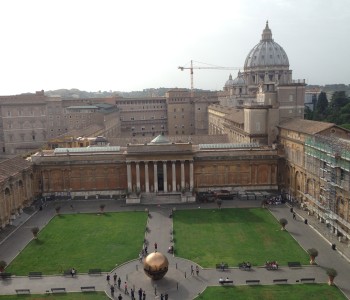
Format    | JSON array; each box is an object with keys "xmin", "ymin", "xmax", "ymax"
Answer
[{"xmin": 0, "ymin": 0, "xmax": 349, "ymax": 95}]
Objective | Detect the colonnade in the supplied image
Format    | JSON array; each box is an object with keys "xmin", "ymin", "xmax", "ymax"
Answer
[{"xmin": 126, "ymin": 160, "xmax": 194, "ymax": 193}]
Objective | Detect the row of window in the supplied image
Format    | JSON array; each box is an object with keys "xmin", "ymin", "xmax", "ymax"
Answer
[
  {"xmin": 6, "ymin": 110, "xmax": 45, "ymax": 117},
  {"xmin": 118, "ymin": 100, "xmax": 165, "ymax": 105},
  {"xmin": 131, "ymin": 125, "xmax": 165, "ymax": 131},
  {"xmin": 173, "ymin": 108, "xmax": 185, "ymax": 112},
  {"xmin": 123, "ymin": 116, "xmax": 166, "ymax": 121}
]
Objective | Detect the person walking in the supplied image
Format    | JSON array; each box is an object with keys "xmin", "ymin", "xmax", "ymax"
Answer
[
  {"xmin": 118, "ymin": 294, "xmax": 123, "ymax": 300},
  {"xmin": 164, "ymin": 293, "xmax": 168, "ymax": 300},
  {"xmin": 196, "ymin": 265, "xmax": 199, "ymax": 276},
  {"xmin": 130, "ymin": 288, "xmax": 135, "ymax": 300},
  {"xmin": 124, "ymin": 282, "xmax": 128, "ymax": 295},
  {"xmin": 138, "ymin": 288, "xmax": 143, "ymax": 300},
  {"xmin": 293, "ymin": 212, "xmax": 296, "ymax": 220},
  {"xmin": 70, "ymin": 268, "xmax": 76, "ymax": 277},
  {"xmin": 160, "ymin": 294, "xmax": 164, "ymax": 300},
  {"xmin": 142, "ymin": 290, "xmax": 146, "ymax": 300},
  {"xmin": 110, "ymin": 285, "xmax": 115, "ymax": 298},
  {"xmin": 117, "ymin": 277, "xmax": 121, "ymax": 289},
  {"xmin": 113, "ymin": 273, "xmax": 117, "ymax": 285},
  {"xmin": 154, "ymin": 242, "xmax": 158, "ymax": 252},
  {"xmin": 106, "ymin": 274, "xmax": 111, "ymax": 284},
  {"xmin": 191, "ymin": 265, "xmax": 194, "ymax": 275}
]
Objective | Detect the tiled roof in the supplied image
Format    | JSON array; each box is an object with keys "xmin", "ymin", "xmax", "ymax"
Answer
[
  {"xmin": 0, "ymin": 156, "xmax": 32, "ymax": 183},
  {"xmin": 224, "ymin": 109, "xmax": 244, "ymax": 124},
  {"xmin": 209, "ymin": 105, "xmax": 244, "ymax": 124},
  {"xmin": 50, "ymin": 125, "xmax": 104, "ymax": 140},
  {"xmin": 278, "ymin": 119, "xmax": 335, "ymax": 135}
]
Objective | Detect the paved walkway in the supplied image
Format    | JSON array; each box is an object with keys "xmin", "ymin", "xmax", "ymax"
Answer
[{"xmin": 0, "ymin": 199, "xmax": 350, "ymax": 299}]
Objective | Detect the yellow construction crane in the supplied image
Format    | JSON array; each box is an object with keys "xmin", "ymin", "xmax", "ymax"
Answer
[{"xmin": 178, "ymin": 60, "xmax": 242, "ymax": 92}]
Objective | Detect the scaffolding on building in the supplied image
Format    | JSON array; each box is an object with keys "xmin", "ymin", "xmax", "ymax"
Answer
[{"xmin": 305, "ymin": 134, "xmax": 350, "ymax": 238}]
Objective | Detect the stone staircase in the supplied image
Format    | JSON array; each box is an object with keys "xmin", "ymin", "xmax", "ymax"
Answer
[{"xmin": 141, "ymin": 193, "xmax": 182, "ymax": 204}]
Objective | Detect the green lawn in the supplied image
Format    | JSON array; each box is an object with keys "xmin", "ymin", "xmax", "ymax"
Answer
[
  {"xmin": 173, "ymin": 208, "xmax": 309, "ymax": 267},
  {"xmin": 6, "ymin": 212, "xmax": 147, "ymax": 275},
  {"xmin": 195, "ymin": 284, "xmax": 346, "ymax": 300},
  {"xmin": 0, "ymin": 292, "xmax": 108, "ymax": 300}
]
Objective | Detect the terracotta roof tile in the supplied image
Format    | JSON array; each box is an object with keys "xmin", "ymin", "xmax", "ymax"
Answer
[
  {"xmin": 0, "ymin": 156, "xmax": 32, "ymax": 183},
  {"xmin": 209, "ymin": 105, "xmax": 244, "ymax": 124},
  {"xmin": 278, "ymin": 119, "xmax": 335, "ymax": 135}
]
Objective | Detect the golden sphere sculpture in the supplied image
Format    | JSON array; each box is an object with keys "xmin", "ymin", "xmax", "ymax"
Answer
[{"xmin": 143, "ymin": 252, "xmax": 169, "ymax": 280}]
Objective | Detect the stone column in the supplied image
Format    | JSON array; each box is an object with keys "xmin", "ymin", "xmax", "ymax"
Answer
[
  {"xmin": 163, "ymin": 161, "xmax": 168, "ymax": 193},
  {"xmin": 153, "ymin": 161, "xmax": 158, "ymax": 193},
  {"xmin": 172, "ymin": 160, "xmax": 176, "ymax": 192},
  {"xmin": 181, "ymin": 160, "xmax": 185, "ymax": 190},
  {"xmin": 136, "ymin": 161, "xmax": 140, "ymax": 191},
  {"xmin": 190, "ymin": 160, "xmax": 194, "ymax": 191},
  {"xmin": 145, "ymin": 161, "xmax": 149, "ymax": 193},
  {"xmin": 127, "ymin": 161, "xmax": 132, "ymax": 192}
]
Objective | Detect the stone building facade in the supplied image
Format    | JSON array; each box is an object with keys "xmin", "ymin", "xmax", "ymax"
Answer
[
  {"xmin": 29, "ymin": 135, "xmax": 279, "ymax": 204},
  {"xmin": 0, "ymin": 156, "xmax": 36, "ymax": 227},
  {"xmin": 2, "ymin": 20, "xmax": 350, "ymax": 242},
  {"xmin": 116, "ymin": 96, "xmax": 168, "ymax": 138},
  {"xmin": 278, "ymin": 119, "xmax": 350, "ymax": 239},
  {"xmin": 0, "ymin": 91, "xmax": 48, "ymax": 157},
  {"xmin": 115, "ymin": 90, "xmax": 219, "ymax": 138},
  {"xmin": 211, "ymin": 22, "xmax": 306, "ymax": 146},
  {"xmin": 166, "ymin": 90, "xmax": 219, "ymax": 136},
  {"xmin": 0, "ymin": 92, "xmax": 121, "ymax": 158}
]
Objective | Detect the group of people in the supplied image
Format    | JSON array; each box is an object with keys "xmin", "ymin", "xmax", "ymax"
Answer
[
  {"xmin": 190, "ymin": 265, "xmax": 200, "ymax": 276},
  {"xmin": 238, "ymin": 261, "xmax": 251, "ymax": 270},
  {"xmin": 159, "ymin": 293, "xmax": 169, "ymax": 300},
  {"xmin": 265, "ymin": 261, "xmax": 279, "ymax": 270},
  {"xmin": 219, "ymin": 277, "xmax": 231, "ymax": 283},
  {"xmin": 265, "ymin": 195, "xmax": 283, "ymax": 205},
  {"xmin": 107, "ymin": 273, "xmax": 150, "ymax": 300}
]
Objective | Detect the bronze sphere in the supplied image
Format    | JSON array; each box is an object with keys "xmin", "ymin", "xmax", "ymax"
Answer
[{"xmin": 143, "ymin": 252, "xmax": 169, "ymax": 280}]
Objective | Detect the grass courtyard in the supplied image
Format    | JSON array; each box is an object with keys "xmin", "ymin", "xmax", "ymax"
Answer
[
  {"xmin": 2, "ymin": 207, "xmax": 347, "ymax": 299},
  {"xmin": 6, "ymin": 212, "xmax": 147, "ymax": 275},
  {"xmin": 195, "ymin": 284, "xmax": 346, "ymax": 300},
  {"xmin": 173, "ymin": 208, "xmax": 310, "ymax": 267}
]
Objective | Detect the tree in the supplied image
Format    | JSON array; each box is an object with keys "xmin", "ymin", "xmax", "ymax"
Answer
[
  {"xmin": 327, "ymin": 91, "xmax": 350, "ymax": 123},
  {"xmin": 313, "ymin": 92, "xmax": 328, "ymax": 120},
  {"xmin": 279, "ymin": 218, "xmax": 288, "ymax": 230},
  {"xmin": 307, "ymin": 248, "xmax": 318, "ymax": 265},
  {"xmin": 304, "ymin": 105, "xmax": 313, "ymax": 120},
  {"xmin": 31, "ymin": 227, "xmax": 40, "ymax": 239},
  {"xmin": 0, "ymin": 260, "xmax": 7, "ymax": 272},
  {"xmin": 55, "ymin": 206, "xmax": 61, "ymax": 215},
  {"xmin": 326, "ymin": 268, "xmax": 338, "ymax": 285},
  {"xmin": 338, "ymin": 103, "xmax": 350, "ymax": 125}
]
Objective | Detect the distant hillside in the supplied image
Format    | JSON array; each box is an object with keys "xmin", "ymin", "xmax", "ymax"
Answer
[
  {"xmin": 45, "ymin": 87, "xmax": 210, "ymax": 99},
  {"xmin": 308, "ymin": 84, "xmax": 350, "ymax": 96}
]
